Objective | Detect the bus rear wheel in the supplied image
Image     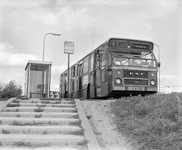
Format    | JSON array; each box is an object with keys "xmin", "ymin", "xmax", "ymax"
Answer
[{"xmin": 87, "ymin": 84, "xmax": 90, "ymax": 99}]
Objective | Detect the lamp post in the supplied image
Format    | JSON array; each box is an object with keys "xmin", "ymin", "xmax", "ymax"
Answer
[{"xmin": 42, "ymin": 33, "xmax": 61, "ymax": 61}]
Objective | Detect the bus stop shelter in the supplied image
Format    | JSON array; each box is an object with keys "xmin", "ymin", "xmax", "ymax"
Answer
[{"xmin": 24, "ymin": 60, "xmax": 52, "ymax": 98}]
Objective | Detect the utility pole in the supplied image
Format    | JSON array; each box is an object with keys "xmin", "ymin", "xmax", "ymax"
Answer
[{"xmin": 64, "ymin": 41, "xmax": 74, "ymax": 98}]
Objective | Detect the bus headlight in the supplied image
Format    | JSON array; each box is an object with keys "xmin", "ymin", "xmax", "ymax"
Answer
[
  {"xmin": 150, "ymin": 80, "xmax": 155, "ymax": 86},
  {"xmin": 117, "ymin": 70, "xmax": 121, "ymax": 75},
  {"xmin": 116, "ymin": 78, "xmax": 122, "ymax": 84}
]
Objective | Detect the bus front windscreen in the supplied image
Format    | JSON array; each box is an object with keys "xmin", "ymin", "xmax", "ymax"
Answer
[{"xmin": 113, "ymin": 53, "xmax": 156, "ymax": 68}]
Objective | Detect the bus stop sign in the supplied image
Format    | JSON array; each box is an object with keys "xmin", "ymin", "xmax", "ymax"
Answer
[{"xmin": 64, "ymin": 41, "xmax": 74, "ymax": 54}]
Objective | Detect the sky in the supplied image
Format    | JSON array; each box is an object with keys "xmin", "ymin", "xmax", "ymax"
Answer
[{"xmin": 0, "ymin": 0, "xmax": 181, "ymax": 93}]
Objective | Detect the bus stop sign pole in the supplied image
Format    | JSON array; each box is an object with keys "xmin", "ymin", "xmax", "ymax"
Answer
[{"xmin": 64, "ymin": 41, "xmax": 74, "ymax": 98}]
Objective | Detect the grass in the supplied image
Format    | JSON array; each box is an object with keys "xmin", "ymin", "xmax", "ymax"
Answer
[
  {"xmin": 7, "ymin": 103, "xmax": 20, "ymax": 107},
  {"xmin": 69, "ymin": 120, "xmax": 81, "ymax": 126},
  {"xmin": 35, "ymin": 114, "xmax": 42, "ymax": 118},
  {"xmin": 43, "ymin": 130, "xmax": 48, "ymax": 134},
  {"xmin": 2, "ymin": 129, "xmax": 10, "ymax": 134},
  {"xmin": 69, "ymin": 129, "xmax": 84, "ymax": 135},
  {"xmin": 11, "ymin": 120, "xmax": 59, "ymax": 126},
  {"xmin": 41, "ymin": 100, "xmax": 50, "ymax": 104},
  {"xmin": 11, "ymin": 120, "xmax": 44, "ymax": 126},
  {"xmin": 34, "ymin": 107, "xmax": 44, "ymax": 112},
  {"xmin": 12, "ymin": 140, "xmax": 32, "ymax": 147},
  {"xmin": 36, "ymin": 104, "xmax": 46, "ymax": 107},
  {"xmin": 76, "ymin": 140, "xmax": 88, "ymax": 146},
  {"xmin": 12, "ymin": 99, "xmax": 19, "ymax": 103},
  {"xmin": 110, "ymin": 93, "xmax": 182, "ymax": 150}
]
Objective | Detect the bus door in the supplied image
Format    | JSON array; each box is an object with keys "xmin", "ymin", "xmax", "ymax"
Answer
[
  {"xmin": 77, "ymin": 61, "xmax": 83, "ymax": 98},
  {"xmin": 63, "ymin": 72, "xmax": 68, "ymax": 98},
  {"xmin": 71, "ymin": 65, "xmax": 76, "ymax": 98},
  {"xmin": 96, "ymin": 49, "xmax": 108, "ymax": 97},
  {"xmin": 89, "ymin": 53, "xmax": 95, "ymax": 98}
]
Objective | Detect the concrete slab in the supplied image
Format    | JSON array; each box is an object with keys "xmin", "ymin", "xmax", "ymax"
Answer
[
  {"xmin": 17, "ymin": 99, "xmax": 75, "ymax": 104},
  {"xmin": 2, "ymin": 107, "xmax": 77, "ymax": 113},
  {"xmin": 75, "ymin": 99, "xmax": 101, "ymax": 150},
  {"xmin": 15, "ymin": 103, "xmax": 76, "ymax": 107},
  {"xmin": 0, "ymin": 112, "xmax": 78, "ymax": 118},
  {"xmin": 0, "ymin": 117, "xmax": 80, "ymax": 125},
  {"xmin": 0, "ymin": 125, "xmax": 82, "ymax": 134},
  {"xmin": 0, "ymin": 134, "xmax": 85, "ymax": 147}
]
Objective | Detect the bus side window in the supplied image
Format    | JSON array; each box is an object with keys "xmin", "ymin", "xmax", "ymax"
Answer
[
  {"xmin": 96, "ymin": 54, "xmax": 101, "ymax": 68},
  {"xmin": 72, "ymin": 66, "xmax": 76, "ymax": 77},
  {"xmin": 90, "ymin": 53, "xmax": 94, "ymax": 72},
  {"xmin": 77, "ymin": 62, "xmax": 83, "ymax": 76},
  {"xmin": 83, "ymin": 56, "xmax": 89, "ymax": 73},
  {"xmin": 101, "ymin": 52, "xmax": 106, "ymax": 66}
]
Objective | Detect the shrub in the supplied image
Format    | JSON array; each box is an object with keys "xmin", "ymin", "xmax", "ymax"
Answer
[{"xmin": 0, "ymin": 80, "xmax": 22, "ymax": 99}]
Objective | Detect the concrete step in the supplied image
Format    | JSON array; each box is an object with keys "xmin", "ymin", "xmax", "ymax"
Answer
[
  {"xmin": 7, "ymin": 103, "xmax": 76, "ymax": 107},
  {"xmin": 0, "ymin": 112, "xmax": 79, "ymax": 118},
  {"xmin": 0, "ymin": 117, "xmax": 81, "ymax": 126},
  {"xmin": 0, "ymin": 134, "xmax": 86, "ymax": 147},
  {"xmin": 0, "ymin": 125, "xmax": 83, "ymax": 134},
  {"xmin": 0, "ymin": 98, "xmax": 100, "ymax": 150},
  {"xmin": 16, "ymin": 99, "xmax": 75, "ymax": 104},
  {"xmin": 2, "ymin": 107, "xmax": 77, "ymax": 113}
]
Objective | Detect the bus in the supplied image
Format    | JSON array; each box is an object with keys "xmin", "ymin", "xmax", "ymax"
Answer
[{"xmin": 59, "ymin": 38, "xmax": 160, "ymax": 99}]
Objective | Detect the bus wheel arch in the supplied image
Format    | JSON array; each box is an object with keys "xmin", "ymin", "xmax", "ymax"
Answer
[{"xmin": 64, "ymin": 91, "xmax": 68, "ymax": 98}]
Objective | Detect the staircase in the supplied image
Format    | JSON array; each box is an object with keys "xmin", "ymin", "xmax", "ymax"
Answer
[{"xmin": 0, "ymin": 98, "xmax": 89, "ymax": 150}]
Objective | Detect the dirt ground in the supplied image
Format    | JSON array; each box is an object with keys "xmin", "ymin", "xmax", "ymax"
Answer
[{"xmin": 81, "ymin": 100, "xmax": 133, "ymax": 150}]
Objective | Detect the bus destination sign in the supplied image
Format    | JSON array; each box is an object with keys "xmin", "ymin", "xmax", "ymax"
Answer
[
  {"xmin": 109, "ymin": 40, "xmax": 152, "ymax": 51},
  {"xmin": 131, "ymin": 43, "xmax": 150, "ymax": 50}
]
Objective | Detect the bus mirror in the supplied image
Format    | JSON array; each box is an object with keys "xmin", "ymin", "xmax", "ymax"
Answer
[
  {"xmin": 96, "ymin": 54, "xmax": 101, "ymax": 61},
  {"xmin": 96, "ymin": 50, "xmax": 99, "ymax": 54},
  {"xmin": 157, "ymin": 62, "xmax": 161, "ymax": 68}
]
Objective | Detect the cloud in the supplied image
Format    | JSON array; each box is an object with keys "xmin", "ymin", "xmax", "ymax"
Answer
[
  {"xmin": 25, "ymin": 1, "xmax": 93, "ymax": 33},
  {"xmin": 51, "ymin": 65, "xmax": 67, "ymax": 91},
  {"xmin": 52, "ymin": 65, "xmax": 67, "ymax": 75},
  {"xmin": 0, "ymin": 42, "xmax": 38, "ymax": 67},
  {"xmin": 28, "ymin": 10, "xmax": 59, "ymax": 26}
]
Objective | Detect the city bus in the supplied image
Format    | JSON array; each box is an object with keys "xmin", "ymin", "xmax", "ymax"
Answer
[{"xmin": 59, "ymin": 38, "xmax": 160, "ymax": 99}]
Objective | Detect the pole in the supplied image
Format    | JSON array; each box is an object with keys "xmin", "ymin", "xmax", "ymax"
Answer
[{"xmin": 67, "ymin": 54, "xmax": 70, "ymax": 98}]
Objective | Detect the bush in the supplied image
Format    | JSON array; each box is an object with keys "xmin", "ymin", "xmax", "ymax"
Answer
[{"xmin": 0, "ymin": 80, "xmax": 22, "ymax": 99}]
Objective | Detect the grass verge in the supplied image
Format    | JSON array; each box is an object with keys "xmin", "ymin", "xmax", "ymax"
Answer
[{"xmin": 110, "ymin": 93, "xmax": 182, "ymax": 150}]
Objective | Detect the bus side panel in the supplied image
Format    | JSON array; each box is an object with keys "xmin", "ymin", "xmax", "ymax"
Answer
[
  {"xmin": 90, "ymin": 85, "xmax": 95, "ymax": 98},
  {"xmin": 108, "ymin": 72, "xmax": 113, "ymax": 95}
]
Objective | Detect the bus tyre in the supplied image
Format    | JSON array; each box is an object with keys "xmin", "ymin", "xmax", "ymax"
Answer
[
  {"xmin": 87, "ymin": 84, "xmax": 90, "ymax": 99},
  {"xmin": 64, "ymin": 91, "xmax": 68, "ymax": 98}
]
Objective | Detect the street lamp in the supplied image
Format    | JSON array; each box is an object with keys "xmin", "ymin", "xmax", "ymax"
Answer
[{"xmin": 42, "ymin": 33, "xmax": 61, "ymax": 61}]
